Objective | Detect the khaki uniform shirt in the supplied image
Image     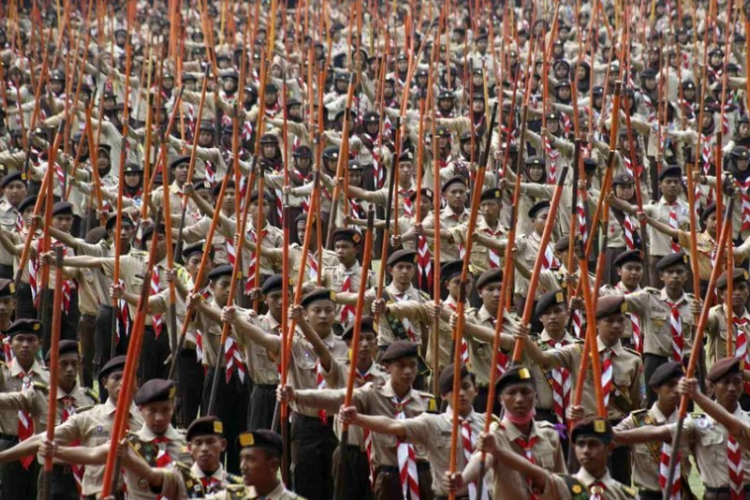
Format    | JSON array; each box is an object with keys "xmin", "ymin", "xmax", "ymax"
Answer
[
  {"xmin": 548, "ymin": 338, "xmax": 644, "ymax": 421},
  {"xmin": 193, "ymin": 299, "xmax": 246, "ymax": 368},
  {"xmin": 220, "ymin": 219, "xmax": 284, "ymax": 280},
  {"xmin": 152, "ymin": 183, "xmax": 201, "ymax": 223},
  {"xmin": 623, "ymin": 288, "xmax": 695, "ymax": 358},
  {"xmin": 322, "ymin": 261, "xmax": 375, "ymax": 328},
  {"xmin": 240, "ymin": 311, "xmax": 281, "ymax": 385},
  {"xmin": 54, "ymin": 399, "xmax": 144, "ymax": 496},
  {"xmin": 643, "ymin": 198, "xmax": 690, "ymax": 257},
  {"xmin": 402, "ymin": 408, "xmax": 487, "ymax": 496},
  {"xmin": 266, "ymin": 245, "xmax": 338, "ymax": 285},
  {"xmin": 706, "ymin": 305, "xmax": 750, "ymax": 364},
  {"xmin": 295, "ymin": 379, "xmax": 434, "ymax": 467},
  {"xmin": 0, "ymin": 382, "xmax": 96, "ymax": 432},
  {"xmin": 422, "ymin": 206, "xmax": 470, "ymax": 262},
  {"xmin": 369, "ymin": 181, "xmax": 418, "ymax": 220},
  {"xmin": 540, "ymin": 469, "xmax": 637, "ymax": 500},
  {"xmin": 531, "ymin": 330, "xmax": 579, "ymax": 412},
  {"xmin": 202, "ymin": 482, "xmax": 304, "ymax": 500},
  {"xmin": 0, "ymin": 199, "xmax": 20, "ymax": 266},
  {"xmin": 515, "ymin": 232, "xmax": 557, "ymax": 297},
  {"xmin": 600, "ymin": 282, "xmax": 643, "ymax": 342},
  {"xmin": 450, "ymin": 218, "xmax": 508, "ymax": 274},
  {"xmin": 182, "ymin": 214, "xmax": 234, "ymax": 265},
  {"xmin": 0, "ymin": 358, "xmax": 49, "ymax": 435},
  {"xmin": 288, "ymin": 334, "xmax": 349, "ymax": 418},
  {"xmin": 615, "ymin": 404, "xmax": 690, "ymax": 492},
  {"xmin": 677, "ymin": 230, "xmax": 716, "ymax": 281},
  {"xmin": 126, "ymin": 424, "xmax": 192, "ymax": 500},
  {"xmin": 361, "ymin": 283, "xmax": 430, "ymax": 347},
  {"xmin": 489, "ymin": 418, "xmax": 567, "ymax": 500},
  {"xmin": 464, "ymin": 306, "xmax": 517, "ymax": 386}
]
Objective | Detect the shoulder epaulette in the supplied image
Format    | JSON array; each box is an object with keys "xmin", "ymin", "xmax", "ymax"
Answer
[
  {"xmin": 75, "ymin": 404, "xmax": 95, "ymax": 414},
  {"xmin": 630, "ymin": 409, "xmax": 648, "ymax": 416},
  {"xmin": 690, "ymin": 412, "xmax": 706, "ymax": 419},
  {"xmin": 32, "ymin": 381, "xmax": 48, "ymax": 392},
  {"xmin": 622, "ymin": 346, "xmax": 640, "ymax": 356},
  {"xmin": 558, "ymin": 475, "xmax": 590, "ymax": 500},
  {"xmin": 618, "ymin": 484, "xmax": 637, "ymax": 498},
  {"xmin": 226, "ymin": 473, "xmax": 244, "ymax": 484},
  {"xmin": 418, "ymin": 290, "xmax": 431, "ymax": 301},
  {"xmin": 645, "ymin": 287, "xmax": 660, "ymax": 295},
  {"xmin": 490, "ymin": 420, "xmax": 505, "ymax": 432},
  {"xmin": 174, "ymin": 461, "xmax": 192, "ymax": 473},
  {"xmin": 536, "ymin": 420, "xmax": 555, "ymax": 428},
  {"xmin": 84, "ymin": 388, "xmax": 98, "ymax": 402}
]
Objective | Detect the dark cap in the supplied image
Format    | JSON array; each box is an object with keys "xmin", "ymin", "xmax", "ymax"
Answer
[
  {"xmin": 707, "ymin": 357, "xmax": 744, "ymax": 382},
  {"xmin": 648, "ymin": 361, "xmax": 685, "ymax": 387},
  {"xmin": 655, "ymin": 251, "xmax": 689, "ymax": 271},
  {"xmin": 5, "ymin": 318, "xmax": 42, "ymax": 338},
  {"xmin": 1, "ymin": 171, "xmax": 26, "ymax": 189},
  {"xmin": 595, "ymin": 295, "xmax": 628, "ymax": 320},
  {"xmin": 732, "ymin": 146, "xmax": 750, "ymax": 159},
  {"xmin": 0, "ymin": 279, "xmax": 15, "ymax": 298},
  {"xmin": 342, "ymin": 316, "xmax": 375, "ymax": 341},
  {"xmin": 207, "ymin": 264, "xmax": 233, "ymax": 282},
  {"xmin": 169, "ymin": 156, "xmax": 191, "ymax": 170},
  {"xmin": 47, "ymin": 339, "xmax": 79, "ymax": 363},
  {"xmin": 261, "ymin": 274, "xmax": 287, "ymax": 295},
  {"xmin": 554, "ymin": 235, "xmax": 570, "ymax": 253},
  {"xmin": 381, "ymin": 340, "xmax": 419, "ymax": 363},
  {"xmin": 182, "ymin": 241, "xmax": 207, "ymax": 260},
  {"xmin": 717, "ymin": 268, "xmax": 749, "ymax": 290},
  {"xmin": 141, "ymin": 223, "xmax": 166, "ymax": 242},
  {"xmin": 387, "ymin": 249, "xmax": 418, "ymax": 266},
  {"xmin": 332, "ymin": 228, "xmax": 362, "ymax": 246},
  {"xmin": 658, "ymin": 165, "xmax": 682, "ymax": 181},
  {"xmin": 701, "ymin": 203, "xmax": 717, "ymax": 225},
  {"xmin": 480, "ymin": 188, "xmax": 503, "ymax": 203},
  {"xmin": 52, "ymin": 201, "xmax": 74, "ymax": 217},
  {"xmin": 300, "ymin": 288, "xmax": 336, "ymax": 308},
  {"xmin": 441, "ymin": 260, "xmax": 464, "ymax": 282},
  {"xmin": 237, "ymin": 429, "xmax": 283, "ymax": 455},
  {"xmin": 613, "ymin": 250, "xmax": 644, "ymax": 268},
  {"xmin": 536, "ymin": 290, "xmax": 567, "ymax": 316},
  {"xmin": 134, "ymin": 379, "xmax": 176, "ymax": 406},
  {"xmin": 439, "ymin": 364, "xmax": 470, "ymax": 395},
  {"xmin": 612, "ymin": 173, "xmax": 635, "ymax": 186},
  {"xmin": 496, "ymin": 365, "xmax": 535, "ymax": 394},
  {"xmin": 18, "ymin": 196, "xmax": 36, "ymax": 213},
  {"xmin": 641, "ymin": 68, "xmax": 658, "ymax": 79},
  {"xmin": 528, "ymin": 200, "xmax": 551, "ymax": 219},
  {"xmin": 106, "ymin": 213, "xmax": 134, "ymax": 232},
  {"xmin": 571, "ymin": 417, "xmax": 613, "ymax": 444},
  {"xmin": 442, "ymin": 176, "xmax": 467, "ymax": 193},
  {"xmin": 98, "ymin": 355, "xmax": 126, "ymax": 380},
  {"xmin": 186, "ymin": 416, "xmax": 225, "ymax": 441},
  {"xmin": 476, "ymin": 268, "xmax": 502, "ymax": 289}
]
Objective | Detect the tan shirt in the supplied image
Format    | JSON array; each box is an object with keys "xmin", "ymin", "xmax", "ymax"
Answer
[
  {"xmin": 450, "ymin": 218, "xmax": 508, "ymax": 274},
  {"xmin": 464, "ymin": 306, "xmax": 517, "ymax": 386},
  {"xmin": 361, "ymin": 283, "xmax": 430, "ymax": 347},
  {"xmin": 644, "ymin": 198, "xmax": 690, "ymax": 257},
  {"xmin": 0, "ymin": 382, "xmax": 96, "ymax": 432},
  {"xmin": 0, "ymin": 199, "xmax": 20, "ymax": 266},
  {"xmin": 624, "ymin": 288, "xmax": 695, "ymax": 358},
  {"xmin": 532, "ymin": 330, "xmax": 579, "ymax": 412},
  {"xmin": 193, "ymin": 299, "xmax": 245, "ymax": 368},
  {"xmin": 540, "ymin": 468, "xmax": 637, "ymax": 500},
  {"xmin": 240, "ymin": 311, "xmax": 281, "ymax": 385},
  {"xmin": 182, "ymin": 214, "xmax": 234, "ymax": 265},
  {"xmin": 220, "ymin": 219, "xmax": 283, "ymax": 280},
  {"xmin": 423, "ymin": 206, "xmax": 470, "ymax": 262},
  {"xmin": 151, "ymin": 183, "xmax": 201, "ymax": 222},
  {"xmin": 706, "ymin": 304, "xmax": 750, "ymax": 364},
  {"xmin": 0, "ymin": 358, "xmax": 50, "ymax": 435},
  {"xmin": 264, "ymin": 245, "xmax": 338, "ymax": 285},
  {"xmin": 322, "ymin": 261, "xmax": 375, "ymax": 328},
  {"xmin": 126, "ymin": 425, "xmax": 191, "ymax": 500},
  {"xmin": 515, "ymin": 232, "xmax": 557, "ymax": 296}
]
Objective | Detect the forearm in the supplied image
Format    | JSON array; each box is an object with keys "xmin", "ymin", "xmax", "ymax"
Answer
[
  {"xmin": 693, "ymin": 391, "xmax": 745, "ymax": 436},
  {"xmin": 54, "ymin": 443, "xmax": 108, "ymax": 466},
  {"xmin": 352, "ymin": 414, "xmax": 407, "ymax": 438},
  {"xmin": 298, "ymin": 321, "xmax": 333, "ymax": 371}
]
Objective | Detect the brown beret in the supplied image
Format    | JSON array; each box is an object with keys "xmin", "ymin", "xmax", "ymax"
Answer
[{"xmin": 707, "ymin": 357, "xmax": 744, "ymax": 383}]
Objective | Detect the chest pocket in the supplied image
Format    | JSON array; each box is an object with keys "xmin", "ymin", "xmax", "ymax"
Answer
[
  {"xmin": 82, "ymin": 269, "xmax": 95, "ymax": 284},
  {"xmin": 435, "ymin": 430, "xmax": 452, "ymax": 450},
  {"xmin": 650, "ymin": 311, "xmax": 669, "ymax": 332},
  {"xmin": 699, "ymin": 427, "xmax": 726, "ymax": 463},
  {"xmin": 291, "ymin": 343, "xmax": 317, "ymax": 371},
  {"xmin": 534, "ymin": 440, "xmax": 557, "ymax": 469}
]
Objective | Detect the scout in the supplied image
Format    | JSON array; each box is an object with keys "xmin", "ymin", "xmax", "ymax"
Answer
[
  {"xmin": 599, "ymin": 250, "xmax": 646, "ymax": 352},
  {"xmin": 278, "ymin": 340, "xmax": 436, "ymax": 500},
  {"xmin": 706, "ymin": 269, "xmax": 750, "ymax": 382},
  {"xmin": 339, "ymin": 364, "xmax": 485, "ymax": 500},
  {"xmin": 0, "ymin": 171, "xmax": 28, "ymax": 279},
  {"xmin": 0, "ymin": 279, "xmax": 16, "ymax": 362}
]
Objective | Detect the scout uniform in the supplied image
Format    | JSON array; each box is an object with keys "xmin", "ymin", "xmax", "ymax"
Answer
[
  {"xmin": 599, "ymin": 250, "xmax": 646, "ymax": 351},
  {"xmin": 287, "ymin": 288, "xmax": 349, "ymax": 500},
  {"xmin": 150, "ymin": 156, "xmax": 201, "ymax": 223},
  {"xmin": 53, "ymin": 356, "xmax": 144, "ymax": 499},
  {"xmin": 126, "ymin": 379, "xmax": 192, "ymax": 500},
  {"xmin": 422, "ymin": 176, "xmax": 470, "ymax": 263},
  {"xmin": 514, "ymin": 200, "xmax": 559, "ymax": 308},
  {"xmin": 706, "ymin": 269, "xmax": 750, "ymax": 365},
  {"xmin": 0, "ymin": 171, "xmax": 25, "ymax": 279},
  {"xmin": 488, "ymin": 366, "xmax": 567, "ymax": 500},
  {"xmin": 181, "ymin": 182, "xmax": 236, "ymax": 266},
  {"xmin": 449, "ymin": 188, "xmax": 508, "ymax": 275},
  {"xmin": 538, "ymin": 418, "xmax": 637, "ymax": 500},
  {"xmin": 293, "ymin": 341, "xmax": 436, "ymax": 500},
  {"xmin": 622, "ymin": 252, "xmax": 695, "ymax": 403},
  {"xmin": 614, "ymin": 362, "xmax": 693, "ymax": 500}
]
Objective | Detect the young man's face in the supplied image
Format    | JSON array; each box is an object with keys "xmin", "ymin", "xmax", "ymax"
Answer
[
  {"xmin": 398, "ymin": 162, "xmax": 414, "ymax": 185},
  {"xmin": 0, "ymin": 296, "xmax": 14, "ymax": 323},
  {"xmin": 249, "ymin": 199, "xmax": 270, "ymax": 225},
  {"xmin": 210, "ymin": 275, "xmax": 233, "ymax": 307},
  {"xmin": 711, "ymin": 373, "xmax": 744, "ymax": 408},
  {"xmin": 499, "ymin": 383, "xmax": 535, "ymax": 417},
  {"xmin": 659, "ymin": 264, "xmax": 688, "ymax": 291},
  {"xmin": 597, "ymin": 313, "xmax": 626, "ymax": 345},
  {"xmin": 11, "ymin": 333, "xmax": 39, "ymax": 365},
  {"xmin": 145, "ymin": 234, "xmax": 167, "ymax": 259},
  {"xmin": 617, "ymin": 262, "xmax": 643, "ymax": 288},
  {"xmin": 614, "ymin": 184, "xmax": 634, "ymax": 200},
  {"xmin": 540, "ymin": 304, "xmax": 568, "ymax": 335},
  {"xmin": 389, "ymin": 262, "xmax": 416, "ymax": 287},
  {"xmin": 240, "ymin": 447, "xmax": 278, "ymax": 487},
  {"xmin": 654, "ymin": 377, "xmax": 681, "ymax": 408},
  {"xmin": 173, "ymin": 164, "xmax": 189, "ymax": 184},
  {"xmin": 479, "ymin": 200, "xmax": 500, "ymax": 222},
  {"xmin": 532, "ymin": 208, "xmax": 550, "ymax": 234},
  {"xmin": 479, "ymin": 282, "xmax": 501, "ymax": 315},
  {"xmin": 446, "ymin": 275, "xmax": 462, "ymax": 299},
  {"xmin": 720, "ymin": 281, "xmax": 750, "ymax": 310},
  {"xmin": 103, "ymin": 371, "xmax": 124, "ymax": 401},
  {"xmin": 52, "ymin": 214, "xmax": 75, "ymax": 233},
  {"xmin": 59, "ymin": 354, "xmax": 79, "ymax": 390},
  {"xmin": 384, "ymin": 356, "xmax": 418, "ymax": 388},
  {"xmin": 186, "ymin": 254, "xmax": 204, "ymax": 278},
  {"xmin": 442, "ymin": 374, "xmax": 477, "ymax": 415},
  {"xmin": 265, "ymin": 290, "xmax": 284, "ymax": 320},
  {"xmin": 4, "ymin": 180, "xmax": 27, "ymax": 206},
  {"xmin": 304, "ymin": 299, "xmax": 336, "ymax": 335},
  {"xmin": 444, "ymin": 184, "xmax": 467, "ymax": 212},
  {"xmin": 574, "ymin": 437, "xmax": 609, "ymax": 472},
  {"xmin": 189, "ymin": 435, "xmax": 227, "ymax": 472},
  {"xmin": 140, "ymin": 400, "xmax": 174, "ymax": 435},
  {"xmin": 334, "ymin": 240, "xmax": 358, "ymax": 266}
]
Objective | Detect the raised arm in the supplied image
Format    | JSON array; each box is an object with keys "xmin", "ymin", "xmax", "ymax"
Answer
[{"xmin": 222, "ymin": 305, "xmax": 282, "ymax": 354}]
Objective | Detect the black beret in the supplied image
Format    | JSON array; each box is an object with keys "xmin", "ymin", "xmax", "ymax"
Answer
[
  {"xmin": 186, "ymin": 416, "xmax": 225, "ymax": 441},
  {"xmin": 332, "ymin": 228, "xmax": 362, "ymax": 246},
  {"xmin": 435, "ymin": 126, "xmax": 451, "ymax": 137},
  {"xmin": 442, "ymin": 176, "xmax": 467, "ymax": 193},
  {"xmin": 528, "ymin": 200, "xmax": 551, "ymax": 219},
  {"xmin": 207, "ymin": 264, "xmax": 233, "ymax": 282},
  {"xmin": 408, "ymin": 188, "xmax": 433, "ymax": 202},
  {"xmin": 52, "ymin": 201, "xmax": 74, "ymax": 217},
  {"xmin": 554, "ymin": 235, "xmax": 570, "ymax": 253},
  {"xmin": 98, "ymin": 355, "xmax": 126, "ymax": 380},
  {"xmin": 707, "ymin": 357, "xmax": 744, "ymax": 383},
  {"xmin": 641, "ymin": 68, "xmax": 658, "ymax": 79},
  {"xmin": 169, "ymin": 155, "xmax": 191, "ymax": 170},
  {"xmin": 496, "ymin": 365, "xmax": 535, "ymax": 394},
  {"xmin": 124, "ymin": 162, "xmax": 143, "ymax": 174},
  {"xmin": 1, "ymin": 172, "xmax": 26, "ymax": 189},
  {"xmin": 134, "ymin": 379, "xmax": 177, "ymax": 406},
  {"xmin": 381, "ymin": 340, "xmax": 419, "ymax": 363},
  {"xmin": 141, "ymin": 223, "xmax": 166, "ymax": 242},
  {"xmin": 349, "ymin": 160, "xmax": 364, "ymax": 172},
  {"xmin": 536, "ymin": 290, "xmax": 567, "ymax": 316},
  {"xmin": 717, "ymin": 268, "xmax": 749, "ymax": 290},
  {"xmin": 387, "ymin": 249, "xmax": 418, "ymax": 266},
  {"xmin": 47, "ymin": 339, "xmax": 79, "ymax": 363},
  {"xmin": 595, "ymin": 295, "xmax": 628, "ymax": 320},
  {"xmin": 18, "ymin": 196, "xmax": 36, "ymax": 213},
  {"xmin": 300, "ymin": 288, "xmax": 336, "ymax": 308},
  {"xmin": 655, "ymin": 251, "xmax": 689, "ymax": 271},
  {"xmin": 182, "ymin": 241, "xmax": 207, "ymax": 260},
  {"xmin": 701, "ymin": 203, "xmax": 717, "ymax": 225},
  {"xmin": 5, "ymin": 318, "xmax": 43, "ymax": 338},
  {"xmin": 480, "ymin": 188, "xmax": 503, "ymax": 203},
  {"xmin": 342, "ymin": 316, "xmax": 375, "ymax": 341},
  {"xmin": 571, "ymin": 416, "xmax": 613, "ymax": 444},
  {"xmin": 613, "ymin": 250, "xmax": 644, "ymax": 267},
  {"xmin": 261, "ymin": 274, "xmax": 287, "ymax": 295},
  {"xmin": 439, "ymin": 364, "xmax": 470, "ymax": 395},
  {"xmin": 648, "ymin": 361, "xmax": 685, "ymax": 387},
  {"xmin": 249, "ymin": 190, "xmax": 274, "ymax": 204},
  {"xmin": 441, "ymin": 260, "xmax": 464, "ymax": 282},
  {"xmin": 583, "ymin": 158, "xmax": 598, "ymax": 173},
  {"xmin": 526, "ymin": 156, "xmax": 545, "ymax": 170},
  {"xmin": 398, "ymin": 151, "xmax": 414, "ymax": 164},
  {"xmin": 476, "ymin": 268, "xmax": 502, "ymax": 289},
  {"xmin": 212, "ymin": 179, "xmax": 235, "ymax": 197},
  {"xmin": 732, "ymin": 146, "xmax": 750, "ymax": 159},
  {"xmin": 237, "ymin": 429, "xmax": 283, "ymax": 455},
  {"xmin": 612, "ymin": 173, "xmax": 635, "ymax": 186},
  {"xmin": 658, "ymin": 165, "xmax": 682, "ymax": 181},
  {"xmin": 0, "ymin": 278, "xmax": 13, "ymax": 299},
  {"xmin": 293, "ymin": 145, "xmax": 313, "ymax": 158},
  {"xmin": 322, "ymin": 146, "xmax": 339, "ymax": 160},
  {"xmin": 106, "ymin": 214, "xmax": 134, "ymax": 232},
  {"xmin": 193, "ymin": 178, "xmax": 212, "ymax": 191},
  {"xmin": 554, "ymin": 80, "xmax": 572, "ymax": 89}
]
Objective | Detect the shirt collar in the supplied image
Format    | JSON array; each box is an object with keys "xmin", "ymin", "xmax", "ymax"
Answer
[
  {"xmin": 649, "ymin": 403, "xmax": 677, "ymax": 424},
  {"xmin": 140, "ymin": 424, "xmax": 181, "ymax": 442},
  {"xmin": 597, "ymin": 337, "xmax": 623, "ymax": 356},
  {"xmin": 540, "ymin": 329, "xmax": 575, "ymax": 345},
  {"xmin": 500, "ymin": 417, "xmax": 539, "ymax": 442},
  {"xmin": 576, "ymin": 467, "xmax": 612, "ymax": 488},
  {"xmin": 9, "ymin": 358, "xmax": 43, "ymax": 377},
  {"xmin": 191, "ymin": 462, "xmax": 225, "ymax": 480},
  {"xmin": 659, "ymin": 289, "xmax": 687, "ymax": 306},
  {"xmin": 381, "ymin": 379, "xmax": 415, "ymax": 401}
]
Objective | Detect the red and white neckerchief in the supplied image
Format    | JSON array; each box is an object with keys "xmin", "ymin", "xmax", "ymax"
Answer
[
  {"xmin": 667, "ymin": 204, "xmax": 682, "ymax": 253},
  {"xmin": 53, "ymin": 161, "xmax": 66, "ymax": 187},
  {"xmin": 224, "ymin": 337, "xmax": 246, "ymax": 383},
  {"xmin": 195, "ymin": 329, "xmax": 205, "ymax": 364},
  {"xmin": 542, "ymin": 135, "xmax": 558, "ymax": 183},
  {"xmin": 395, "ymin": 293, "xmax": 419, "ymax": 342},
  {"xmin": 642, "ymin": 95, "xmax": 657, "ymax": 123},
  {"xmin": 150, "ymin": 268, "xmax": 163, "ymax": 337},
  {"xmin": 588, "ymin": 481, "xmax": 607, "ymax": 500},
  {"xmin": 729, "ymin": 434, "xmax": 744, "ymax": 500},
  {"xmin": 0, "ymin": 335, "xmax": 11, "ymax": 362},
  {"xmin": 623, "ymin": 213, "xmax": 636, "ymax": 250},
  {"xmin": 349, "ymin": 198, "xmax": 364, "ymax": 220},
  {"xmin": 15, "ymin": 212, "xmax": 23, "ymax": 233},
  {"xmin": 28, "ymin": 250, "xmax": 39, "ymax": 305},
  {"xmin": 264, "ymin": 101, "xmax": 281, "ymax": 118},
  {"xmin": 152, "ymin": 436, "xmax": 173, "ymax": 468},
  {"xmin": 665, "ymin": 299, "xmax": 684, "ymax": 362},
  {"xmin": 226, "ymin": 239, "xmax": 237, "ymax": 266},
  {"xmin": 577, "ymin": 195, "xmax": 588, "ymax": 247},
  {"xmin": 308, "ymin": 253, "xmax": 319, "ymax": 282},
  {"xmin": 339, "ymin": 270, "xmax": 356, "ymax": 325},
  {"xmin": 737, "ymin": 178, "xmax": 750, "ymax": 232},
  {"xmin": 417, "ymin": 236, "xmax": 433, "ymax": 289},
  {"xmin": 394, "ymin": 396, "xmax": 420, "ymax": 500},
  {"xmin": 541, "ymin": 243, "xmax": 558, "ymax": 271},
  {"xmin": 447, "ymin": 303, "xmax": 470, "ymax": 365},
  {"xmin": 721, "ymin": 104, "xmax": 733, "ymax": 135},
  {"xmin": 618, "ymin": 285, "xmax": 642, "ymax": 353},
  {"xmin": 53, "ymin": 242, "xmax": 74, "ymax": 314},
  {"xmin": 315, "ymin": 360, "xmax": 328, "ymax": 424},
  {"xmin": 700, "ymin": 133, "xmax": 713, "ymax": 167},
  {"xmin": 600, "ymin": 348, "xmax": 614, "ymax": 408},
  {"xmin": 238, "ymin": 176, "xmax": 250, "ymax": 212},
  {"xmin": 372, "ymin": 153, "xmax": 385, "ymax": 190},
  {"xmin": 17, "ymin": 370, "xmax": 35, "ymax": 469},
  {"xmin": 490, "ymin": 317, "xmax": 510, "ymax": 376},
  {"xmin": 274, "ymin": 188, "xmax": 284, "ymax": 224},
  {"xmin": 484, "ymin": 228, "xmax": 502, "ymax": 268},
  {"xmin": 205, "ymin": 161, "xmax": 215, "ymax": 185},
  {"xmin": 242, "ymin": 120, "xmax": 253, "ymax": 142},
  {"xmin": 61, "ymin": 395, "xmax": 85, "ymax": 493},
  {"xmin": 546, "ymin": 338, "xmax": 571, "ymax": 424},
  {"xmin": 400, "ymin": 188, "xmax": 414, "ymax": 217},
  {"xmin": 200, "ymin": 476, "xmax": 221, "ymax": 494},
  {"xmin": 244, "ymin": 229, "xmax": 267, "ymax": 294},
  {"xmin": 660, "ymin": 441, "xmax": 681, "ymax": 500},
  {"xmin": 514, "ymin": 435, "xmax": 540, "ymax": 500},
  {"xmin": 571, "ymin": 309, "xmax": 583, "ymax": 339},
  {"xmin": 733, "ymin": 316, "xmax": 750, "ymax": 394},
  {"xmin": 459, "ymin": 415, "xmax": 488, "ymax": 500}
]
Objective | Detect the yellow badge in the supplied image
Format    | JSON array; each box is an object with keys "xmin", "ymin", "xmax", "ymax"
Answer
[
  {"xmin": 20, "ymin": 173, "xmax": 26, "ymax": 181},
  {"xmin": 168, "ymin": 386, "xmax": 177, "ymax": 399},
  {"xmin": 594, "ymin": 419, "xmax": 606, "ymax": 433},
  {"xmin": 518, "ymin": 368, "xmax": 530, "ymax": 380},
  {"xmin": 620, "ymin": 302, "xmax": 628, "ymax": 313},
  {"xmin": 428, "ymin": 398, "xmax": 437, "ymax": 412},
  {"xmin": 8, "ymin": 283, "xmax": 14, "ymax": 294},
  {"xmin": 555, "ymin": 291, "xmax": 564, "ymax": 303},
  {"xmin": 744, "ymin": 271, "xmax": 749, "ymax": 281},
  {"xmin": 213, "ymin": 421, "xmax": 223, "ymax": 434},
  {"xmin": 494, "ymin": 190, "xmax": 501, "ymax": 199},
  {"xmin": 32, "ymin": 323, "xmax": 40, "ymax": 331},
  {"xmin": 572, "ymin": 485, "xmax": 582, "ymax": 494},
  {"xmin": 239, "ymin": 432, "xmax": 254, "ymax": 447},
  {"xmin": 352, "ymin": 233, "xmax": 362, "ymax": 244},
  {"xmin": 682, "ymin": 254, "xmax": 689, "ymax": 264}
]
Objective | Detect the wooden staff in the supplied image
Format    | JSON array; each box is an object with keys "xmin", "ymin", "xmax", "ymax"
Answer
[
  {"xmin": 663, "ymin": 198, "xmax": 735, "ymax": 499},
  {"xmin": 727, "ymin": 212, "xmax": 735, "ymax": 355},
  {"xmin": 252, "ymin": 167, "xmax": 265, "ymax": 311},
  {"xmin": 40, "ymin": 246, "xmax": 65, "ymax": 500},
  {"xmin": 100, "ymin": 210, "xmax": 163, "ymax": 497}
]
